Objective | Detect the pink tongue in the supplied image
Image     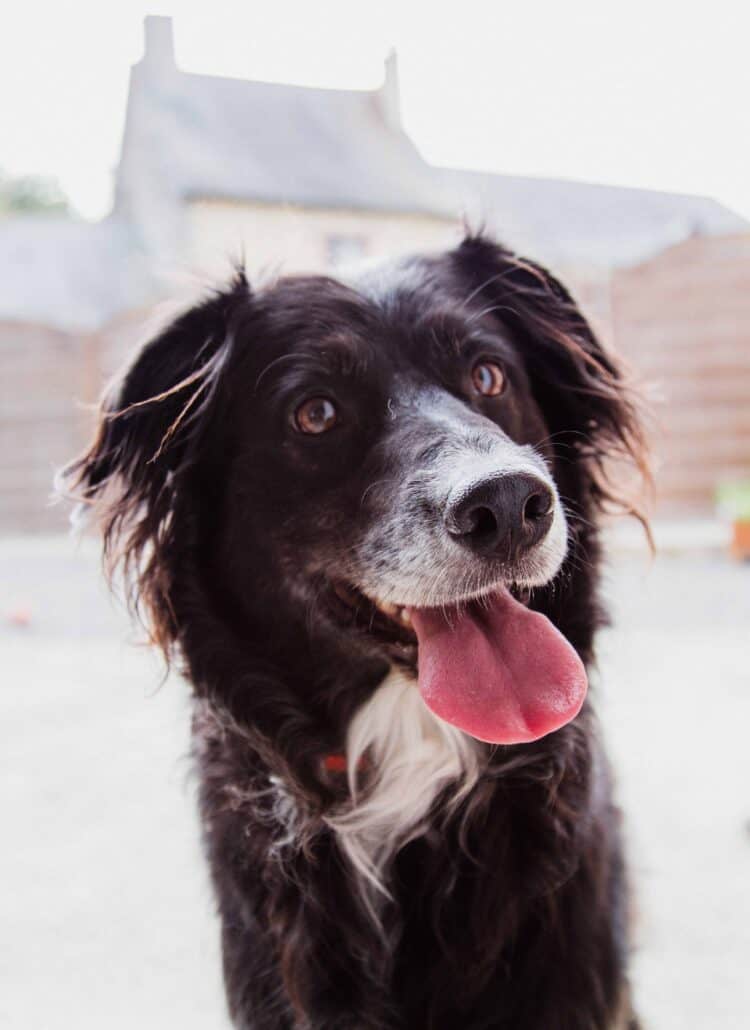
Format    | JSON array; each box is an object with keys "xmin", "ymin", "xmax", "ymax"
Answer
[{"xmin": 408, "ymin": 588, "xmax": 587, "ymax": 744}]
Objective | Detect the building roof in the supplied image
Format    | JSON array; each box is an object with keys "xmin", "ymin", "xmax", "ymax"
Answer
[
  {"xmin": 115, "ymin": 17, "xmax": 454, "ymax": 220},
  {"xmin": 162, "ymin": 71, "xmax": 456, "ymax": 218},
  {"xmin": 442, "ymin": 168, "xmax": 749, "ymax": 268},
  {"xmin": 0, "ymin": 216, "xmax": 150, "ymax": 331}
]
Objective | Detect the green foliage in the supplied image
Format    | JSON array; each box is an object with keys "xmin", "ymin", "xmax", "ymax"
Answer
[
  {"xmin": 716, "ymin": 479, "xmax": 750, "ymax": 522},
  {"xmin": 0, "ymin": 169, "xmax": 70, "ymax": 215}
]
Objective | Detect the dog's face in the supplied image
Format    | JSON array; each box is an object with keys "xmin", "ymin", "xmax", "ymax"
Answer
[
  {"xmin": 66, "ymin": 235, "xmax": 644, "ymax": 741},
  {"xmin": 224, "ymin": 262, "xmax": 567, "ymax": 666}
]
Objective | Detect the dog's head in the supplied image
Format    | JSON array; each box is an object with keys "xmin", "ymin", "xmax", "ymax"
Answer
[{"xmin": 64, "ymin": 234, "xmax": 647, "ymax": 745}]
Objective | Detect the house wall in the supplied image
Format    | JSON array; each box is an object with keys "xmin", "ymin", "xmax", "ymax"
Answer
[{"xmin": 185, "ymin": 200, "xmax": 459, "ymax": 281}]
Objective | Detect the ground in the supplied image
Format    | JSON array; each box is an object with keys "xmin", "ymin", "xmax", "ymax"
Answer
[{"xmin": 2, "ymin": 535, "xmax": 749, "ymax": 1029}]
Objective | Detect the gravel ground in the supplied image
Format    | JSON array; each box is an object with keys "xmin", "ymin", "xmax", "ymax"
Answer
[{"xmin": 2, "ymin": 535, "xmax": 749, "ymax": 1029}]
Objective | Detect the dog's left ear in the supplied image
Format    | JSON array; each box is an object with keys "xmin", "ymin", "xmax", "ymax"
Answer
[{"xmin": 452, "ymin": 234, "xmax": 650, "ymax": 520}]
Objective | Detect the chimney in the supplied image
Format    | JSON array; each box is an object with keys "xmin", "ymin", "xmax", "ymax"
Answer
[
  {"xmin": 142, "ymin": 15, "xmax": 175, "ymax": 75},
  {"xmin": 379, "ymin": 48, "xmax": 401, "ymax": 131}
]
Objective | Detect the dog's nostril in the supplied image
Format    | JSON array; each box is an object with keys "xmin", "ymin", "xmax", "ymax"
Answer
[
  {"xmin": 522, "ymin": 488, "xmax": 553, "ymax": 524},
  {"xmin": 466, "ymin": 505, "xmax": 498, "ymax": 541}
]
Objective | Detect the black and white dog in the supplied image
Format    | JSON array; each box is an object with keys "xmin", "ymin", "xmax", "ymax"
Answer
[{"xmin": 64, "ymin": 234, "xmax": 647, "ymax": 1029}]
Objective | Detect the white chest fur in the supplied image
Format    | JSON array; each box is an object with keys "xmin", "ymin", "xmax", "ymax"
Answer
[{"xmin": 325, "ymin": 668, "xmax": 481, "ymax": 903}]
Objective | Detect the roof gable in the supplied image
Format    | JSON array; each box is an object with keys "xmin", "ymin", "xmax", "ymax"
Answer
[{"xmin": 117, "ymin": 43, "xmax": 455, "ymax": 219}]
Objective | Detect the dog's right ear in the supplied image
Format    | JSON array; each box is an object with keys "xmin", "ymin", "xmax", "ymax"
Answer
[
  {"xmin": 66, "ymin": 271, "xmax": 250, "ymax": 501},
  {"xmin": 59, "ymin": 272, "xmax": 251, "ymax": 646}
]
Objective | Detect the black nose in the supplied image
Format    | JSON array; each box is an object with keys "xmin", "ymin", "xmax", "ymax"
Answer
[{"xmin": 444, "ymin": 473, "xmax": 554, "ymax": 560}]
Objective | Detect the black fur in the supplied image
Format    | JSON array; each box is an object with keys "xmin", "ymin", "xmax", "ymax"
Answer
[{"xmin": 64, "ymin": 235, "xmax": 647, "ymax": 1029}]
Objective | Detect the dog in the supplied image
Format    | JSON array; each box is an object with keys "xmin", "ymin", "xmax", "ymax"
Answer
[{"xmin": 63, "ymin": 233, "xmax": 647, "ymax": 1029}]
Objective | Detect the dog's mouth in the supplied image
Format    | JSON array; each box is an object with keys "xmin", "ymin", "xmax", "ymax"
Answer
[
  {"xmin": 328, "ymin": 577, "xmax": 588, "ymax": 746},
  {"xmin": 331, "ymin": 578, "xmax": 533, "ymax": 629},
  {"xmin": 329, "ymin": 579, "xmax": 418, "ymax": 648}
]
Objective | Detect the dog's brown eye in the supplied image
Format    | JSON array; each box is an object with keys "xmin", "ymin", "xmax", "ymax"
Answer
[
  {"xmin": 294, "ymin": 397, "xmax": 338, "ymax": 434},
  {"xmin": 472, "ymin": 361, "xmax": 506, "ymax": 397}
]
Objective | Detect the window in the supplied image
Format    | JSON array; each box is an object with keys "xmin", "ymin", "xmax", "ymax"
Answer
[{"xmin": 326, "ymin": 234, "xmax": 367, "ymax": 269}]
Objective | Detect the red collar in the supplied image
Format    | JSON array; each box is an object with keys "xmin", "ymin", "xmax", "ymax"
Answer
[
  {"xmin": 322, "ymin": 753, "xmax": 370, "ymax": 775},
  {"xmin": 323, "ymin": 753, "xmax": 348, "ymax": 774}
]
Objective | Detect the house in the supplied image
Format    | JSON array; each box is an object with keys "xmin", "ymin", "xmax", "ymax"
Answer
[
  {"xmin": 0, "ymin": 15, "xmax": 748, "ymax": 531},
  {"xmin": 113, "ymin": 17, "xmax": 458, "ymax": 289},
  {"xmin": 113, "ymin": 17, "xmax": 746, "ymax": 294}
]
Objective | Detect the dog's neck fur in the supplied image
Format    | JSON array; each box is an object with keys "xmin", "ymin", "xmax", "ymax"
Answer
[{"xmin": 325, "ymin": 668, "xmax": 482, "ymax": 912}]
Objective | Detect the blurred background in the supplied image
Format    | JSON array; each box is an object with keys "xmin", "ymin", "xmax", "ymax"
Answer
[{"xmin": 1, "ymin": 3, "xmax": 749, "ymax": 1028}]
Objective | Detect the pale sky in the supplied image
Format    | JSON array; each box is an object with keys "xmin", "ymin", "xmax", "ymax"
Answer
[{"xmin": 3, "ymin": 0, "xmax": 749, "ymax": 221}]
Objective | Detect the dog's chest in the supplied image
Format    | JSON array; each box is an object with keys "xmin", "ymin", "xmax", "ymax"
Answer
[{"xmin": 323, "ymin": 669, "xmax": 482, "ymax": 896}]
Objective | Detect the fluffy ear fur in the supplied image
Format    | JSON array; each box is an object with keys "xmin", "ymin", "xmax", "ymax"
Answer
[
  {"xmin": 452, "ymin": 234, "xmax": 651, "ymax": 525},
  {"xmin": 60, "ymin": 271, "xmax": 252, "ymax": 651}
]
